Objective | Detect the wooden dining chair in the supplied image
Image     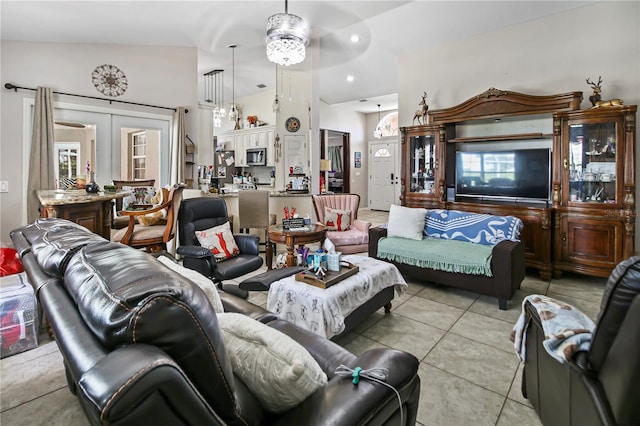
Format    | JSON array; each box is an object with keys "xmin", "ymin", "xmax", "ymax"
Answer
[{"xmin": 112, "ymin": 184, "xmax": 185, "ymax": 253}]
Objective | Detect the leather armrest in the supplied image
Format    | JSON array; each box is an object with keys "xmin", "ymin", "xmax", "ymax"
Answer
[
  {"xmin": 177, "ymin": 245, "xmax": 213, "ymax": 258},
  {"xmin": 491, "ymin": 240, "xmax": 525, "ymax": 298},
  {"xmin": 273, "ymin": 347, "xmax": 420, "ymax": 426},
  {"xmin": 352, "ymin": 219, "xmax": 372, "ymax": 233},
  {"xmin": 78, "ymin": 345, "xmax": 218, "ymax": 424},
  {"xmin": 368, "ymin": 226, "xmax": 388, "ymax": 257},
  {"xmin": 219, "ymin": 292, "xmax": 278, "ymax": 323},
  {"xmin": 234, "ymin": 234, "xmax": 260, "ymax": 255}
]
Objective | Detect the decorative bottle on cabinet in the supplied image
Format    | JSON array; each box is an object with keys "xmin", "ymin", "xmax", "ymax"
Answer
[{"xmin": 553, "ymin": 105, "xmax": 636, "ymax": 278}]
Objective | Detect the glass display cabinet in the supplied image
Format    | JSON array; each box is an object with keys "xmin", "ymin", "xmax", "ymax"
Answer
[
  {"xmin": 554, "ymin": 105, "xmax": 636, "ymax": 277},
  {"xmin": 400, "ymin": 124, "xmax": 446, "ymax": 208}
]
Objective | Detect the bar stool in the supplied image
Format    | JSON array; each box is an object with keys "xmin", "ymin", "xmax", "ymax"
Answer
[{"xmin": 238, "ymin": 190, "xmax": 276, "ymax": 253}]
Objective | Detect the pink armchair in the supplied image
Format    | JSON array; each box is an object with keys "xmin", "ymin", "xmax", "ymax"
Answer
[{"xmin": 312, "ymin": 193, "xmax": 371, "ymax": 254}]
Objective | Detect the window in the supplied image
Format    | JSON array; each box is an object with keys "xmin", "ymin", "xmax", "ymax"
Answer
[
  {"xmin": 375, "ymin": 112, "xmax": 399, "ymax": 138},
  {"xmin": 54, "ymin": 143, "xmax": 80, "ymax": 189},
  {"xmin": 131, "ymin": 131, "xmax": 147, "ymax": 179}
]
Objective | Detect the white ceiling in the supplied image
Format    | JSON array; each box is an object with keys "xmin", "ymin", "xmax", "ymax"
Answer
[{"xmin": 1, "ymin": 1, "xmax": 592, "ymax": 113}]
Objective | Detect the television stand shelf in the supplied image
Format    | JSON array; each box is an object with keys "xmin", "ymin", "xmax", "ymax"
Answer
[{"xmin": 400, "ymin": 87, "xmax": 636, "ymax": 279}]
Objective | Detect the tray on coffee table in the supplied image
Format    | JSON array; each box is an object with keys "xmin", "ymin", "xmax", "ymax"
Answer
[{"xmin": 295, "ymin": 261, "xmax": 359, "ymax": 289}]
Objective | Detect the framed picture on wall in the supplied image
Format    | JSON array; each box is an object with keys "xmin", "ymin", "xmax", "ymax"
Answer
[{"xmin": 354, "ymin": 151, "xmax": 362, "ymax": 168}]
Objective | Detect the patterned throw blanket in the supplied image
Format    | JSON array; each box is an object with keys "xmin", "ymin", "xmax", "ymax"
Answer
[
  {"xmin": 511, "ymin": 294, "xmax": 595, "ymax": 363},
  {"xmin": 377, "ymin": 237, "xmax": 494, "ymax": 276},
  {"xmin": 425, "ymin": 209, "xmax": 523, "ymax": 246}
]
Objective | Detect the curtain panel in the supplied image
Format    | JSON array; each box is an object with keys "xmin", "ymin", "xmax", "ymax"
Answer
[
  {"xmin": 27, "ymin": 86, "xmax": 55, "ymax": 223},
  {"xmin": 169, "ymin": 107, "xmax": 186, "ymax": 185}
]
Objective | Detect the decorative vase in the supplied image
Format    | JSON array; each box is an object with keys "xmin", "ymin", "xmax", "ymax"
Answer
[{"xmin": 85, "ymin": 172, "xmax": 100, "ymax": 193}]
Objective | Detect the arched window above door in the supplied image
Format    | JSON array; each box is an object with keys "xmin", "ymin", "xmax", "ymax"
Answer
[{"xmin": 375, "ymin": 111, "xmax": 398, "ymax": 138}]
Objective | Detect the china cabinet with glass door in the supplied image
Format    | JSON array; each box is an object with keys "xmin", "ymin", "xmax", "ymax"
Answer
[
  {"xmin": 400, "ymin": 124, "xmax": 447, "ymax": 208},
  {"xmin": 553, "ymin": 105, "xmax": 637, "ymax": 277}
]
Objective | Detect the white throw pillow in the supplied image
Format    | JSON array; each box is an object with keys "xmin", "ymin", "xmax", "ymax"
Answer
[
  {"xmin": 387, "ymin": 204, "xmax": 426, "ymax": 240},
  {"xmin": 217, "ymin": 313, "xmax": 328, "ymax": 413},
  {"xmin": 157, "ymin": 256, "xmax": 224, "ymax": 313},
  {"xmin": 196, "ymin": 221, "xmax": 240, "ymax": 262}
]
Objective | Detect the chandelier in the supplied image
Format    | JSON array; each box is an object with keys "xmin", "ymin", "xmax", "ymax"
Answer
[
  {"xmin": 374, "ymin": 104, "xmax": 383, "ymax": 138},
  {"xmin": 228, "ymin": 44, "xmax": 239, "ymax": 124},
  {"xmin": 204, "ymin": 69, "xmax": 226, "ymax": 128},
  {"xmin": 266, "ymin": 0, "xmax": 309, "ymax": 66}
]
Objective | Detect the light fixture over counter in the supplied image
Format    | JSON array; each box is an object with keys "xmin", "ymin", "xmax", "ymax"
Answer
[{"xmin": 266, "ymin": 0, "xmax": 309, "ymax": 66}]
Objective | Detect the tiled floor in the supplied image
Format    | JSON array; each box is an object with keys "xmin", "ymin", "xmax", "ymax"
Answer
[{"xmin": 0, "ymin": 208, "xmax": 607, "ymax": 425}]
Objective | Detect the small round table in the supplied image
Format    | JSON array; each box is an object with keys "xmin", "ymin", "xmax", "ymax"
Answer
[{"xmin": 266, "ymin": 224, "xmax": 327, "ymax": 269}]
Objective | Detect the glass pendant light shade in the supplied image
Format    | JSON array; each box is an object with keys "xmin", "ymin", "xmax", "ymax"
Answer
[
  {"xmin": 266, "ymin": 1, "xmax": 309, "ymax": 66},
  {"xmin": 204, "ymin": 69, "xmax": 226, "ymax": 128}
]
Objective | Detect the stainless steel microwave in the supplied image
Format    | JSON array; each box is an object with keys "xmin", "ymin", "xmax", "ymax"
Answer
[{"xmin": 246, "ymin": 148, "xmax": 266, "ymax": 166}]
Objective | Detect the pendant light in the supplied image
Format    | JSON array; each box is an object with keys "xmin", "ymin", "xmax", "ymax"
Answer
[
  {"xmin": 266, "ymin": 0, "xmax": 309, "ymax": 66},
  {"xmin": 228, "ymin": 44, "xmax": 238, "ymax": 122},
  {"xmin": 374, "ymin": 104, "xmax": 383, "ymax": 138},
  {"xmin": 272, "ymin": 64, "xmax": 280, "ymax": 112},
  {"xmin": 204, "ymin": 69, "xmax": 226, "ymax": 128}
]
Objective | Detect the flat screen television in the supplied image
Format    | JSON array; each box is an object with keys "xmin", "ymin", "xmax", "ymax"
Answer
[{"xmin": 456, "ymin": 148, "xmax": 551, "ymax": 202}]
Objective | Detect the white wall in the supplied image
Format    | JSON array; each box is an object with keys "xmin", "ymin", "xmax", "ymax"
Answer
[
  {"xmin": 0, "ymin": 41, "xmax": 198, "ymax": 242},
  {"xmin": 398, "ymin": 1, "xmax": 640, "ymax": 249}
]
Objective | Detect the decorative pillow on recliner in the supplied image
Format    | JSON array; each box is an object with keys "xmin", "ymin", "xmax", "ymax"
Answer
[
  {"xmin": 217, "ymin": 313, "xmax": 328, "ymax": 413},
  {"xmin": 323, "ymin": 207, "xmax": 351, "ymax": 231},
  {"xmin": 196, "ymin": 221, "xmax": 240, "ymax": 262}
]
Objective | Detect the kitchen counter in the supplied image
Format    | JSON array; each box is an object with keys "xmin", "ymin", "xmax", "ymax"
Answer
[
  {"xmin": 209, "ymin": 190, "xmax": 309, "ymax": 198},
  {"xmin": 36, "ymin": 190, "xmax": 130, "ymax": 239}
]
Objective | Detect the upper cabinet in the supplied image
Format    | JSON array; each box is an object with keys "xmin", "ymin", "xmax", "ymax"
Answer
[{"xmin": 217, "ymin": 126, "xmax": 276, "ymax": 167}]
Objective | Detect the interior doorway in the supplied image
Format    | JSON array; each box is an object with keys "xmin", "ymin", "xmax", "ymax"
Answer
[{"xmin": 320, "ymin": 129, "xmax": 350, "ymax": 194}]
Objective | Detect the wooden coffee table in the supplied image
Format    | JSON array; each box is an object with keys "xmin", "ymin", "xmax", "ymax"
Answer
[{"xmin": 266, "ymin": 224, "xmax": 327, "ymax": 269}]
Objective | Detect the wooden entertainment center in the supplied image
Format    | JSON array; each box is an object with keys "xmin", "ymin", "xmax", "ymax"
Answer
[{"xmin": 400, "ymin": 88, "xmax": 637, "ymax": 280}]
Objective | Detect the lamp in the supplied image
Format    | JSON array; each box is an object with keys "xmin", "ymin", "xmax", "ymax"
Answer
[
  {"xmin": 319, "ymin": 159, "xmax": 331, "ymax": 193},
  {"xmin": 373, "ymin": 104, "xmax": 383, "ymax": 138},
  {"xmin": 204, "ymin": 69, "xmax": 226, "ymax": 128},
  {"xmin": 228, "ymin": 44, "xmax": 239, "ymax": 127},
  {"xmin": 272, "ymin": 64, "xmax": 280, "ymax": 112},
  {"xmin": 266, "ymin": 0, "xmax": 309, "ymax": 66}
]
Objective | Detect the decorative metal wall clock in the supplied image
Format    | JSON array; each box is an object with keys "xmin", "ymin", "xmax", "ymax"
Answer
[
  {"xmin": 91, "ymin": 64, "xmax": 128, "ymax": 97},
  {"xmin": 285, "ymin": 116, "xmax": 301, "ymax": 132}
]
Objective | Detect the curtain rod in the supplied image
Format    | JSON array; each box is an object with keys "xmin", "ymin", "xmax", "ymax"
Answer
[{"xmin": 4, "ymin": 83, "xmax": 188, "ymax": 113}]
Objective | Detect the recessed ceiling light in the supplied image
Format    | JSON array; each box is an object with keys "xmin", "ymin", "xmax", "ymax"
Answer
[
  {"xmin": 346, "ymin": 75, "xmax": 354, "ymax": 82},
  {"xmin": 350, "ymin": 34, "xmax": 360, "ymax": 43}
]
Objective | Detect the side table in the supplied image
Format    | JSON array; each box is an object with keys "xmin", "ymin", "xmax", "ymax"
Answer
[{"xmin": 266, "ymin": 224, "xmax": 327, "ymax": 269}]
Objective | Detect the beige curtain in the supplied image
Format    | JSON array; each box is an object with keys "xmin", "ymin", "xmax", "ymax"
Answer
[
  {"xmin": 27, "ymin": 86, "xmax": 55, "ymax": 223},
  {"xmin": 169, "ymin": 107, "xmax": 186, "ymax": 185}
]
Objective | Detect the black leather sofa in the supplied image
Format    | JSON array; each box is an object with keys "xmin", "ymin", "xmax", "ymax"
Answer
[
  {"xmin": 521, "ymin": 256, "xmax": 640, "ymax": 426},
  {"xmin": 11, "ymin": 218, "xmax": 421, "ymax": 425}
]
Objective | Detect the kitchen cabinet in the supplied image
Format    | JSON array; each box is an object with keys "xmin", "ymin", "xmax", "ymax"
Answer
[{"xmin": 217, "ymin": 126, "xmax": 276, "ymax": 168}]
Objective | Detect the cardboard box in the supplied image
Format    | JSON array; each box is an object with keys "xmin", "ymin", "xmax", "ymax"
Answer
[{"xmin": 1, "ymin": 272, "xmax": 38, "ymax": 358}]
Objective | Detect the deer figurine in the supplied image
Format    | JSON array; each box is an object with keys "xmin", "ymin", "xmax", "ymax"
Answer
[
  {"xmin": 413, "ymin": 92, "xmax": 428, "ymax": 125},
  {"xmin": 586, "ymin": 76, "xmax": 602, "ymax": 107}
]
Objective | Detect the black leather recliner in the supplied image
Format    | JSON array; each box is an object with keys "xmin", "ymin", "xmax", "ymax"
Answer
[
  {"xmin": 522, "ymin": 256, "xmax": 640, "ymax": 425},
  {"xmin": 177, "ymin": 197, "xmax": 264, "ymax": 298}
]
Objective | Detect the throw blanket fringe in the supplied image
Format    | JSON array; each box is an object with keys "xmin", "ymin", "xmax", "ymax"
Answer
[
  {"xmin": 511, "ymin": 294, "xmax": 595, "ymax": 363},
  {"xmin": 378, "ymin": 237, "xmax": 493, "ymax": 277}
]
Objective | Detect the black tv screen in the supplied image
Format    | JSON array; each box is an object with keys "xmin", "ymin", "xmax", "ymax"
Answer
[{"xmin": 456, "ymin": 148, "xmax": 551, "ymax": 201}]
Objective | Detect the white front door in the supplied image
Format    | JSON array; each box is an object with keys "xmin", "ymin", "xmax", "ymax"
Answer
[{"xmin": 368, "ymin": 141, "xmax": 398, "ymax": 211}]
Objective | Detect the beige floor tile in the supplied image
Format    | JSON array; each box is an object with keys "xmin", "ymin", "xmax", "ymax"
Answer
[
  {"xmin": 350, "ymin": 310, "xmax": 386, "ymax": 334},
  {"xmin": 1, "ymin": 348, "xmax": 67, "ymax": 411},
  {"xmin": 497, "ymin": 399, "xmax": 542, "ymax": 426},
  {"xmin": 394, "ymin": 297, "xmax": 465, "ymax": 331},
  {"xmin": 0, "ymin": 388, "xmax": 88, "ymax": 426},
  {"xmin": 507, "ymin": 362, "xmax": 532, "ymax": 407},
  {"xmin": 424, "ymin": 333, "xmax": 519, "ymax": 396},
  {"xmin": 361, "ymin": 314, "xmax": 445, "ymax": 360},
  {"xmin": 415, "ymin": 283, "xmax": 479, "ymax": 310},
  {"xmin": 0, "ymin": 341, "xmax": 58, "ymax": 371},
  {"xmin": 416, "ymin": 363, "xmax": 504, "ymax": 426},
  {"xmin": 547, "ymin": 275, "xmax": 605, "ymax": 303},
  {"xmin": 342, "ymin": 334, "xmax": 390, "ymax": 356},
  {"xmin": 450, "ymin": 311, "xmax": 516, "ymax": 354}
]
